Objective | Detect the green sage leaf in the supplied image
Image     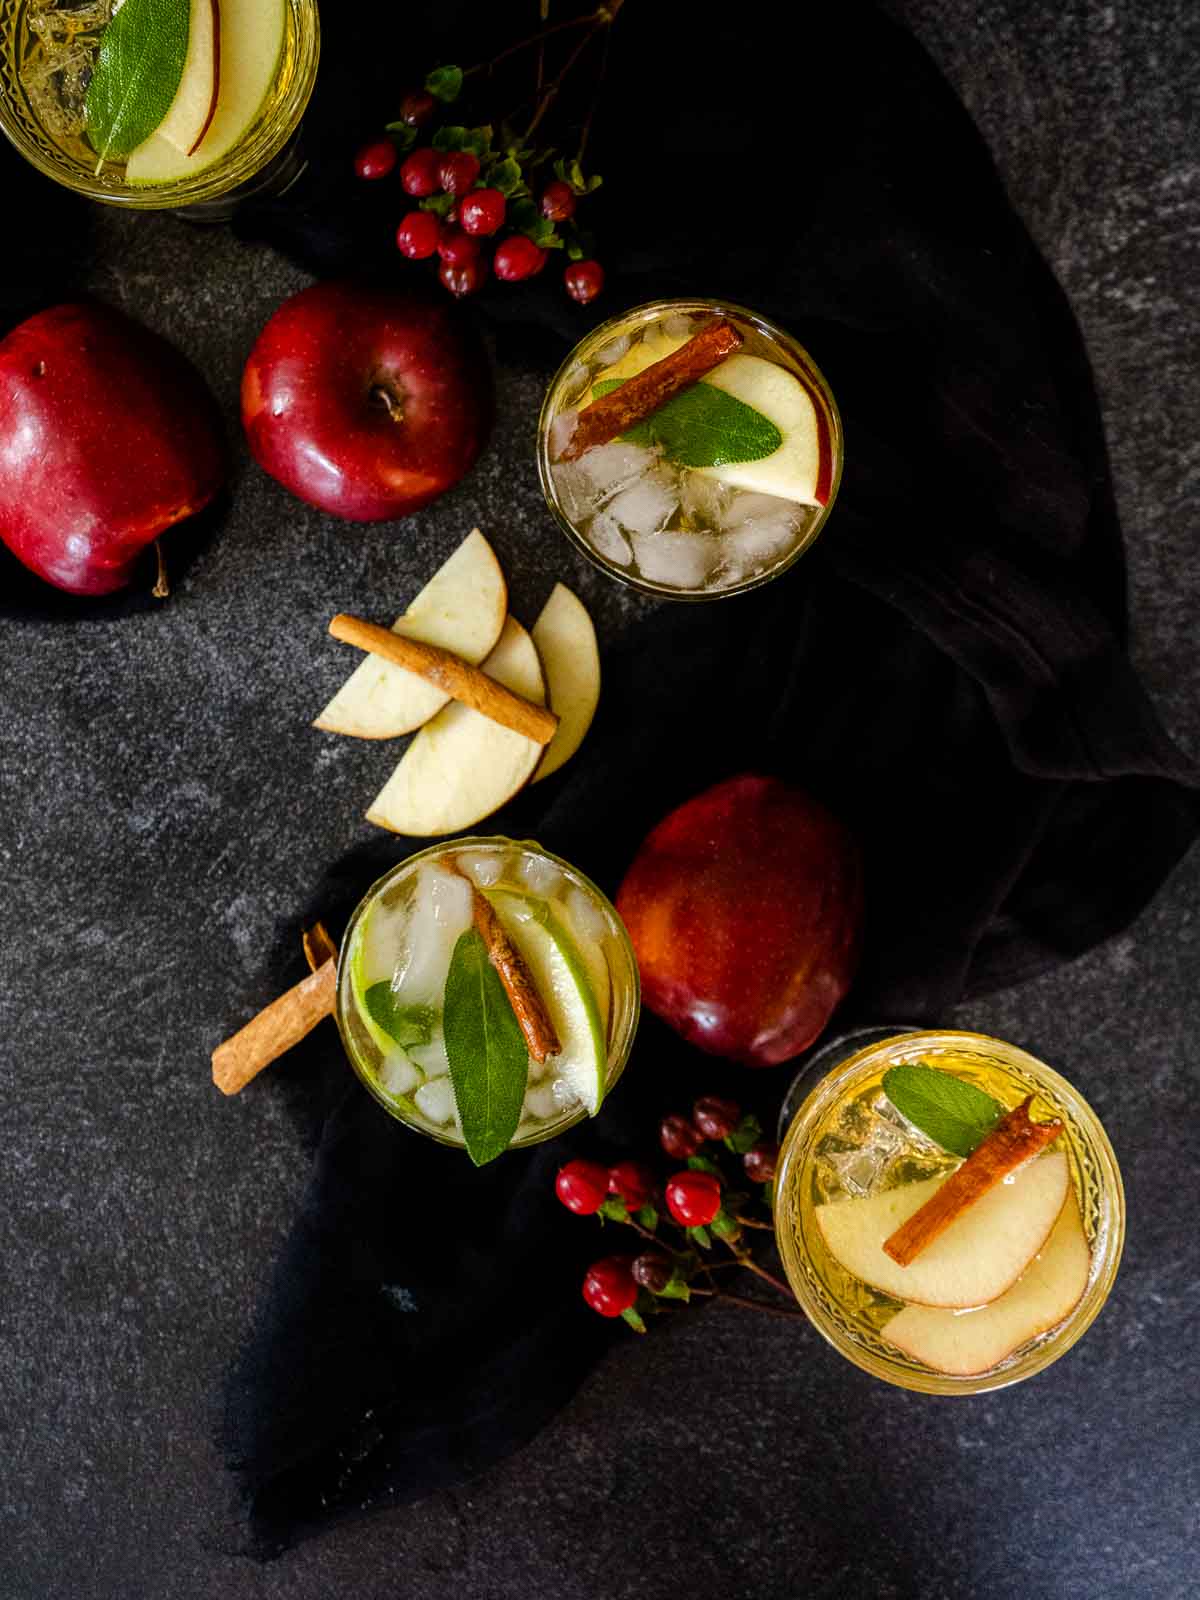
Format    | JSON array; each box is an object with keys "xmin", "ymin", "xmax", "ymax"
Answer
[
  {"xmin": 84, "ymin": 0, "xmax": 190, "ymax": 163},
  {"xmin": 362, "ymin": 985, "xmax": 436, "ymax": 1049},
  {"xmin": 425, "ymin": 64, "xmax": 463, "ymax": 103},
  {"xmin": 443, "ymin": 928, "xmax": 528, "ymax": 1166},
  {"xmin": 591, "ymin": 378, "xmax": 782, "ymax": 469},
  {"xmin": 882, "ymin": 1063, "xmax": 1005, "ymax": 1158}
]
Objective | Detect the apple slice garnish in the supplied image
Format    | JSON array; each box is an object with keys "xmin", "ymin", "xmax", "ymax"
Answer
[
  {"xmin": 882, "ymin": 1189, "xmax": 1092, "ymax": 1375},
  {"xmin": 152, "ymin": 0, "xmax": 221, "ymax": 158},
  {"xmin": 531, "ymin": 583, "xmax": 600, "ymax": 782},
  {"xmin": 365, "ymin": 617, "xmax": 545, "ymax": 836},
  {"xmin": 316, "ymin": 530, "xmax": 507, "ymax": 738},
  {"xmin": 126, "ymin": 0, "xmax": 285, "ymax": 183},
  {"xmin": 815, "ymin": 1151, "xmax": 1070, "ymax": 1309}
]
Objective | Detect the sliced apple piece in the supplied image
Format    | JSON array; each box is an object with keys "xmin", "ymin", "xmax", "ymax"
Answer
[
  {"xmin": 316, "ymin": 530, "xmax": 507, "ymax": 739},
  {"xmin": 126, "ymin": 0, "xmax": 285, "ymax": 183},
  {"xmin": 531, "ymin": 583, "xmax": 600, "ymax": 782},
  {"xmin": 882, "ymin": 1189, "xmax": 1091, "ymax": 1375},
  {"xmin": 146, "ymin": 0, "xmax": 221, "ymax": 159},
  {"xmin": 815, "ymin": 1151, "xmax": 1070, "ymax": 1309},
  {"xmin": 365, "ymin": 618, "xmax": 544, "ymax": 837}
]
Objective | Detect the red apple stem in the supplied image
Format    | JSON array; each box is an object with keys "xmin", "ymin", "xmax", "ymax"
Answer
[{"xmin": 152, "ymin": 540, "xmax": 170, "ymax": 599}]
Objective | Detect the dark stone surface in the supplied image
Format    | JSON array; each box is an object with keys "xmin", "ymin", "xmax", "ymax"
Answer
[{"xmin": 2, "ymin": 2, "xmax": 1196, "ymax": 1596}]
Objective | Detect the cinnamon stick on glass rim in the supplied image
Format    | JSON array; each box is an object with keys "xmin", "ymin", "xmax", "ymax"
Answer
[
  {"xmin": 560, "ymin": 317, "xmax": 744, "ymax": 462},
  {"xmin": 328, "ymin": 614, "xmax": 558, "ymax": 745},
  {"xmin": 445, "ymin": 863, "xmax": 562, "ymax": 1063},
  {"xmin": 882, "ymin": 1097, "xmax": 1064, "ymax": 1267}
]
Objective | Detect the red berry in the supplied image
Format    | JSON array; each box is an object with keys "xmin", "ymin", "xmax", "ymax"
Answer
[
  {"xmin": 540, "ymin": 180, "xmax": 576, "ymax": 222},
  {"xmin": 582, "ymin": 1257, "xmax": 638, "ymax": 1317},
  {"xmin": 631, "ymin": 1252, "xmax": 672, "ymax": 1293},
  {"xmin": 665, "ymin": 1170, "xmax": 722, "ymax": 1229},
  {"xmin": 555, "ymin": 1158, "xmax": 610, "ymax": 1215},
  {"xmin": 744, "ymin": 1142, "xmax": 779, "ymax": 1184},
  {"xmin": 353, "ymin": 139, "xmax": 397, "ymax": 181},
  {"xmin": 693, "ymin": 1096, "xmax": 740, "ymax": 1141},
  {"xmin": 438, "ymin": 150, "xmax": 480, "ymax": 196},
  {"xmin": 437, "ymin": 227, "xmax": 480, "ymax": 265},
  {"xmin": 460, "ymin": 187, "xmax": 506, "ymax": 236},
  {"xmin": 438, "ymin": 255, "xmax": 487, "ymax": 297},
  {"xmin": 493, "ymin": 235, "xmax": 547, "ymax": 282},
  {"xmin": 399, "ymin": 89, "xmax": 435, "ymax": 129},
  {"xmin": 395, "ymin": 210, "xmax": 441, "ymax": 259},
  {"xmin": 400, "ymin": 147, "xmax": 441, "ymax": 197},
  {"xmin": 607, "ymin": 1160, "xmax": 654, "ymax": 1211},
  {"xmin": 564, "ymin": 259, "xmax": 605, "ymax": 305},
  {"xmin": 660, "ymin": 1114, "xmax": 703, "ymax": 1160}
]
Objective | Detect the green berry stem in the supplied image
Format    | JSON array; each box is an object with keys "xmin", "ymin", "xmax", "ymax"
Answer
[{"xmin": 523, "ymin": 22, "xmax": 602, "ymax": 143}]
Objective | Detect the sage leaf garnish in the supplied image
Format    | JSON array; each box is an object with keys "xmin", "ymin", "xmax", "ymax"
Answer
[
  {"xmin": 592, "ymin": 377, "xmax": 782, "ymax": 468},
  {"xmin": 362, "ymin": 985, "xmax": 436, "ymax": 1049},
  {"xmin": 883, "ymin": 1063, "xmax": 1005, "ymax": 1158},
  {"xmin": 443, "ymin": 928, "xmax": 529, "ymax": 1166},
  {"xmin": 85, "ymin": 0, "xmax": 191, "ymax": 164}
]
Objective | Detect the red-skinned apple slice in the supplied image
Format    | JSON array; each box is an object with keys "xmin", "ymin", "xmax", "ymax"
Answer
[
  {"xmin": 365, "ymin": 618, "xmax": 545, "ymax": 836},
  {"xmin": 531, "ymin": 583, "xmax": 600, "ymax": 782},
  {"xmin": 153, "ymin": 0, "xmax": 221, "ymax": 159},
  {"xmin": 815, "ymin": 1151, "xmax": 1070, "ymax": 1309},
  {"xmin": 315, "ymin": 531, "xmax": 507, "ymax": 738},
  {"xmin": 882, "ymin": 1189, "xmax": 1092, "ymax": 1375}
]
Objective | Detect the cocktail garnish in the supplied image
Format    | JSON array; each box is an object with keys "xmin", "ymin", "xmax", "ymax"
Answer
[
  {"xmin": 589, "ymin": 378, "xmax": 782, "ymax": 469},
  {"xmin": 561, "ymin": 319, "xmax": 744, "ymax": 462},
  {"xmin": 85, "ymin": 0, "xmax": 192, "ymax": 164},
  {"xmin": 443, "ymin": 929, "xmax": 531, "ymax": 1165},
  {"xmin": 329, "ymin": 613, "xmax": 559, "ymax": 745},
  {"xmin": 448, "ymin": 867, "xmax": 562, "ymax": 1063},
  {"xmin": 881, "ymin": 1096, "xmax": 1064, "ymax": 1267},
  {"xmin": 882, "ymin": 1063, "xmax": 1003, "ymax": 1157},
  {"xmin": 361, "ymin": 990, "xmax": 437, "ymax": 1049}
]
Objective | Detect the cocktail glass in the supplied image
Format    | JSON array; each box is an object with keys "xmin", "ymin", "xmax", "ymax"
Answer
[
  {"xmin": 537, "ymin": 297, "xmax": 843, "ymax": 600},
  {"xmin": 774, "ymin": 1029, "xmax": 1124, "ymax": 1394},
  {"xmin": 335, "ymin": 837, "xmax": 641, "ymax": 1152},
  {"xmin": 0, "ymin": 0, "xmax": 319, "ymax": 216}
]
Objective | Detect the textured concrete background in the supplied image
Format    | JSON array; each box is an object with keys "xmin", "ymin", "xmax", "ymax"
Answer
[{"xmin": 2, "ymin": 1, "xmax": 1197, "ymax": 1596}]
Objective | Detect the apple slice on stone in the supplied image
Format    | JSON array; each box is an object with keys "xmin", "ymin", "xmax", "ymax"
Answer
[
  {"xmin": 315, "ymin": 530, "xmax": 507, "ymax": 739},
  {"xmin": 531, "ymin": 583, "xmax": 600, "ymax": 782},
  {"xmin": 127, "ymin": 0, "xmax": 285, "ymax": 183},
  {"xmin": 882, "ymin": 1189, "xmax": 1092, "ymax": 1375},
  {"xmin": 365, "ymin": 618, "xmax": 545, "ymax": 836},
  {"xmin": 815, "ymin": 1151, "xmax": 1069, "ymax": 1308}
]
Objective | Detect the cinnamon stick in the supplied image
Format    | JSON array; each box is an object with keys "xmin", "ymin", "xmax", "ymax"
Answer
[
  {"xmin": 561, "ymin": 317, "xmax": 744, "ymax": 461},
  {"xmin": 302, "ymin": 919, "xmax": 337, "ymax": 973},
  {"xmin": 882, "ymin": 1097, "xmax": 1064, "ymax": 1267},
  {"xmin": 328, "ymin": 614, "xmax": 558, "ymax": 746},
  {"xmin": 443, "ymin": 864, "xmax": 561, "ymax": 1062},
  {"xmin": 212, "ymin": 958, "xmax": 336, "ymax": 1096}
]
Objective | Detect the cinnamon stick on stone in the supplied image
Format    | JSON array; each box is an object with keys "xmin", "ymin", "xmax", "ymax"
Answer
[
  {"xmin": 212, "ymin": 958, "xmax": 337, "ymax": 1096},
  {"xmin": 882, "ymin": 1097, "xmax": 1064, "ymax": 1267},
  {"xmin": 328, "ymin": 614, "xmax": 558, "ymax": 745},
  {"xmin": 561, "ymin": 317, "xmax": 744, "ymax": 462}
]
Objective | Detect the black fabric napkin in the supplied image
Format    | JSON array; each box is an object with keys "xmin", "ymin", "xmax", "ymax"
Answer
[{"xmin": 5, "ymin": 0, "xmax": 1196, "ymax": 1561}]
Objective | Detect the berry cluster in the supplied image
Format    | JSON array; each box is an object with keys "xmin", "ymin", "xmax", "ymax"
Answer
[
  {"xmin": 353, "ymin": 64, "xmax": 605, "ymax": 303},
  {"xmin": 555, "ymin": 1096, "xmax": 789, "ymax": 1333}
]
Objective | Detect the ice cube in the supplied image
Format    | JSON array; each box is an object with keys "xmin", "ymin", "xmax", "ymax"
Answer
[
  {"xmin": 608, "ymin": 470, "xmax": 679, "ymax": 537},
  {"xmin": 408, "ymin": 1033, "xmax": 450, "ymax": 1080},
  {"xmin": 595, "ymin": 332, "xmax": 631, "ymax": 367},
  {"xmin": 680, "ymin": 471, "xmax": 732, "ymax": 531},
  {"xmin": 524, "ymin": 1083, "xmax": 559, "ymax": 1120},
  {"xmin": 564, "ymin": 884, "xmax": 610, "ymax": 945},
  {"xmin": 454, "ymin": 848, "xmax": 502, "ymax": 887},
  {"xmin": 550, "ymin": 462, "xmax": 594, "ymax": 526},
  {"xmin": 664, "ymin": 313, "xmax": 695, "ymax": 340},
  {"xmin": 551, "ymin": 1076, "xmax": 581, "ymax": 1109},
  {"xmin": 415, "ymin": 1078, "xmax": 457, "ymax": 1126},
  {"xmin": 631, "ymin": 529, "xmax": 721, "ymax": 590},
  {"xmin": 577, "ymin": 440, "xmax": 658, "ymax": 497},
  {"xmin": 723, "ymin": 492, "xmax": 795, "ymax": 528},
  {"xmin": 392, "ymin": 866, "xmax": 472, "ymax": 1005},
  {"xmin": 520, "ymin": 854, "xmax": 562, "ymax": 897},
  {"xmin": 378, "ymin": 1049, "xmax": 420, "ymax": 1099},
  {"xmin": 586, "ymin": 512, "xmax": 633, "ymax": 567},
  {"xmin": 549, "ymin": 409, "xmax": 579, "ymax": 461},
  {"xmin": 717, "ymin": 512, "xmax": 798, "ymax": 580},
  {"xmin": 560, "ymin": 362, "xmax": 590, "ymax": 405}
]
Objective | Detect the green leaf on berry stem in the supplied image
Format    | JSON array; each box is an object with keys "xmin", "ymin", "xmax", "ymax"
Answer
[
  {"xmin": 711, "ymin": 1209, "xmax": 741, "ymax": 1241},
  {"xmin": 686, "ymin": 1153, "xmax": 722, "ymax": 1176},
  {"xmin": 419, "ymin": 193, "xmax": 457, "ymax": 218},
  {"xmin": 687, "ymin": 1225, "xmax": 713, "ymax": 1249},
  {"xmin": 725, "ymin": 1113, "xmax": 763, "ymax": 1154},
  {"xmin": 433, "ymin": 123, "xmax": 492, "ymax": 158},
  {"xmin": 598, "ymin": 1196, "xmax": 630, "ymax": 1223},
  {"xmin": 635, "ymin": 1204, "xmax": 659, "ymax": 1231},
  {"xmin": 621, "ymin": 1306, "xmax": 647, "ymax": 1333},
  {"xmin": 425, "ymin": 64, "xmax": 463, "ymax": 103},
  {"xmin": 656, "ymin": 1274, "xmax": 691, "ymax": 1302},
  {"xmin": 592, "ymin": 378, "xmax": 783, "ymax": 469},
  {"xmin": 383, "ymin": 122, "xmax": 419, "ymax": 153},
  {"xmin": 487, "ymin": 155, "xmax": 527, "ymax": 197},
  {"xmin": 553, "ymin": 155, "xmax": 602, "ymax": 194}
]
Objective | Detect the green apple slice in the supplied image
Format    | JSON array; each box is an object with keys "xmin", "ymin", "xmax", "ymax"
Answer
[
  {"xmin": 484, "ymin": 888, "xmax": 607, "ymax": 1114},
  {"xmin": 815, "ymin": 1151, "xmax": 1070, "ymax": 1309},
  {"xmin": 154, "ymin": 0, "xmax": 220, "ymax": 158},
  {"xmin": 126, "ymin": 0, "xmax": 285, "ymax": 183},
  {"xmin": 882, "ymin": 1189, "xmax": 1092, "ymax": 1375}
]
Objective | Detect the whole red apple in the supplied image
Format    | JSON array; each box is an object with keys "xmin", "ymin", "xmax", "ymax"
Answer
[
  {"xmin": 0, "ymin": 302, "xmax": 224, "ymax": 596},
  {"xmin": 617, "ymin": 775, "xmax": 863, "ymax": 1067},
  {"xmin": 240, "ymin": 282, "xmax": 491, "ymax": 521}
]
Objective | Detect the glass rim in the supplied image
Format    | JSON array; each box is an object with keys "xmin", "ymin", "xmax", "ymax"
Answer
[
  {"xmin": 536, "ymin": 296, "xmax": 845, "ymax": 603},
  {"xmin": 334, "ymin": 835, "xmax": 642, "ymax": 1151},
  {"xmin": 0, "ymin": 0, "xmax": 320, "ymax": 209},
  {"xmin": 774, "ymin": 1028, "xmax": 1126, "ymax": 1396}
]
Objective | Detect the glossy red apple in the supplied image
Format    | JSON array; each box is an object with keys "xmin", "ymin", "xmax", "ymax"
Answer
[
  {"xmin": 0, "ymin": 302, "xmax": 225, "ymax": 596},
  {"xmin": 240, "ymin": 282, "xmax": 491, "ymax": 521},
  {"xmin": 617, "ymin": 775, "xmax": 863, "ymax": 1067}
]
